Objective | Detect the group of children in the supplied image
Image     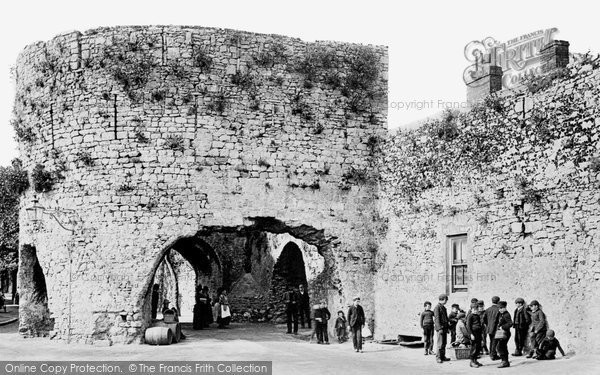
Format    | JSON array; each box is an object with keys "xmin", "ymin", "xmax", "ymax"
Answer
[
  {"xmin": 309, "ymin": 300, "xmax": 350, "ymax": 344},
  {"xmin": 421, "ymin": 295, "xmax": 567, "ymax": 369}
]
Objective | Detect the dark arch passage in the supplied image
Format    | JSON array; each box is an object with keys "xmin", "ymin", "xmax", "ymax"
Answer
[
  {"xmin": 273, "ymin": 242, "xmax": 307, "ymax": 289},
  {"xmin": 269, "ymin": 242, "xmax": 308, "ymax": 322},
  {"xmin": 140, "ymin": 218, "xmax": 334, "ymax": 334}
]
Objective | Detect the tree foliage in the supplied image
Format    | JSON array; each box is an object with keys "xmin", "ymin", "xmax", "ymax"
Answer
[{"xmin": 0, "ymin": 159, "xmax": 29, "ymax": 271}]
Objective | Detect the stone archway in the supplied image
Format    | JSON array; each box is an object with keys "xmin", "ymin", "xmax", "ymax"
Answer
[
  {"xmin": 140, "ymin": 218, "xmax": 337, "ymax": 334},
  {"xmin": 146, "ymin": 237, "xmax": 223, "ymax": 322}
]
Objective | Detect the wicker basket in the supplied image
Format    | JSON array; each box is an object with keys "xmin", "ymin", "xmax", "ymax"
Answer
[{"xmin": 452, "ymin": 347, "xmax": 471, "ymax": 360}]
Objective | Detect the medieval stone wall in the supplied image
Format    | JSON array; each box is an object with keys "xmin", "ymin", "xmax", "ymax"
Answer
[
  {"xmin": 14, "ymin": 25, "xmax": 388, "ymax": 345},
  {"xmin": 376, "ymin": 57, "xmax": 600, "ymax": 354}
]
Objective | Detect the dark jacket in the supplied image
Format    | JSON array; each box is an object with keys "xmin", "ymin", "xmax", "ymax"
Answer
[
  {"xmin": 513, "ymin": 306, "xmax": 531, "ymax": 330},
  {"xmin": 420, "ymin": 310, "xmax": 434, "ymax": 328},
  {"xmin": 347, "ymin": 304, "xmax": 365, "ymax": 328},
  {"xmin": 284, "ymin": 290, "xmax": 300, "ymax": 311},
  {"xmin": 530, "ymin": 309, "xmax": 547, "ymax": 333},
  {"xmin": 314, "ymin": 307, "xmax": 331, "ymax": 322},
  {"xmin": 433, "ymin": 303, "xmax": 449, "ymax": 332},
  {"xmin": 299, "ymin": 291, "xmax": 310, "ymax": 309},
  {"xmin": 448, "ymin": 310, "xmax": 463, "ymax": 330},
  {"xmin": 466, "ymin": 311, "xmax": 483, "ymax": 335},
  {"xmin": 539, "ymin": 337, "xmax": 565, "ymax": 356},
  {"xmin": 497, "ymin": 310, "xmax": 513, "ymax": 333},
  {"xmin": 335, "ymin": 316, "xmax": 347, "ymax": 329},
  {"xmin": 483, "ymin": 304, "xmax": 500, "ymax": 334}
]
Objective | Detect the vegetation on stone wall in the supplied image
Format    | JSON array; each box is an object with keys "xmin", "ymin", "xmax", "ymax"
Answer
[
  {"xmin": 522, "ymin": 68, "xmax": 570, "ymax": 94},
  {"xmin": 164, "ymin": 135, "xmax": 185, "ymax": 152},
  {"xmin": 31, "ymin": 164, "xmax": 56, "ymax": 193},
  {"xmin": 192, "ymin": 46, "xmax": 213, "ymax": 72},
  {"xmin": 381, "ymin": 59, "xmax": 600, "ymax": 210},
  {"xmin": 291, "ymin": 45, "xmax": 382, "ymax": 113},
  {"xmin": 207, "ymin": 94, "xmax": 227, "ymax": 113},
  {"xmin": 100, "ymin": 38, "xmax": 158, "ymax": 101},
  {"xmin": 76, "ymin": 150, "xmax": 94, "ymax": 167},
  {"xmin": 11, "ymin": 118, "xmax": 36, "ymax": 143},
  {"xmin": 253, "ymin": 42, "xmax": 288, "ymax": 68}
]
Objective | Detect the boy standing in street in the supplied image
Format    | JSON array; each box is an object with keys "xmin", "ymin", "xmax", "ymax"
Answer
[
  {"xmin": 496, "ymin": 301, "xmax": 513, "ymax": 368},
  {"xmin": 433, "ymin": 294, "xmax": 451, "ymax": 363},
  {"xmin": 512, "ymin": 297, "xmax": 530, "ymax": 356},
  {"xmin": 466, "ymin": 303, "xmax": 484, "ymax": 368},
  {"xmin": 526, "ymin": 300, "xmax": 548, "ymax": 358},
  {"xmin": 477, "ymin": 300, "xmax": 489, "ymax": 355},
  {"xmin": 484, "ymin": 296, "xmax": 501, "ymax": 361},
  {"xmin": 420, "ymin": 301, "xmax": 435, "ymax": 355}
]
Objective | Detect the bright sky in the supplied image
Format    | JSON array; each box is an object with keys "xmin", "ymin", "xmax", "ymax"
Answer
[{"xmin": 1, "ymin": 0, "xmax": 598, "ymax": 166}]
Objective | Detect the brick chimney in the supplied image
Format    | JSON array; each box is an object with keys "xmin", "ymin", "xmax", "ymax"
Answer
[
  {"xmin": 540, "ymin": 40, "xmax": 570, "ymax": 73},
  {"xmin": 466, "ymin": 65, "xmax": 503, "ymax": 104}
]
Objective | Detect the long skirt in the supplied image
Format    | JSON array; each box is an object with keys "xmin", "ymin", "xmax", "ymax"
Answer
[{"xmin": 193, "ymin": 304, "xmax": 204, "ymax": 330}]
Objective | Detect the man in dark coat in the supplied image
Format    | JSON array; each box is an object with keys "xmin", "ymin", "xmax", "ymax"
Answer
[
  {"xmin": 298, "ymin": 284, "xmax": 311, "ymax": 329},
  {"xmin": 347, "ymin": 296, "xmax": 365, "ymax": 352},
  {"xmin": 150, "ymin": 284, "xmax": 160, "ymax": 320},
  {"xmin": 512, "ymin": 297, "xmax": 531, "ymax": 356},
  {"xmin": 433, "ymin": 294, "xmax": 451, "ymax": 363},
  {"xmin": 193, "ymin": 283, "xmax": 205, "ymax": 330},
  {"xmin": 284, "ymin": 286, "xmax": 300, "ymax": 334},
  {"xmin": 483, "ymin": 296, "xmax": 501, "ymax": 360}
]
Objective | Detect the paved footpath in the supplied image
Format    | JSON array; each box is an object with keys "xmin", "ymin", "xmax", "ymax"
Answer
[
  {"xmin": 0, "ymin": 304, "xmax": 18, "ymax": 326},
  {"xmin": 1, "ymin": 322, "xmax": 599, "ymax": 374}
]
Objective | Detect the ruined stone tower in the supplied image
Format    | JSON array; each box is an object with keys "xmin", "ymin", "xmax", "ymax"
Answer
[{"xmin": 13, "ymin": 25, "xmax": 388, "ymax": 344}]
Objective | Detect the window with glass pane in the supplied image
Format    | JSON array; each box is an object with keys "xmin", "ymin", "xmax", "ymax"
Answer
[{"xmin": 448, "ymin": 235, "xmax": 468, "ymax": 292}]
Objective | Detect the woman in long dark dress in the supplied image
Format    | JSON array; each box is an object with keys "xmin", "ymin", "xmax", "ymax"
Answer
[
  {"xmin": 193, "ymin": 284, "xmax": 203, "ymax": 330},
  {"xmin": 203, "ymin": 286, "xmax": 213, "ymax": 327}
]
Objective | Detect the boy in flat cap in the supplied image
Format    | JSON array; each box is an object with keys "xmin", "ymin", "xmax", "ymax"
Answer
[
  {"xmin": 526, "ymin": 300, "xmax": 548, "ymax": 358},
  {"xmin": 512, "ymin": 297, "xmax": 530, "ymax": 356},
  {"xmin": 483, "ymin": 296, "xmax": 501, "ymax": 360},
  {"xmin": 466, "ymin": 302, "xmax": 483, "ymax": 368},
  {"xmin": 433, "ymin": 294, "xmax": 451, "ymax": 363},
  {"xmin": 477, "ymin": 300, "xmax": 489, "ymax": 356},
  {"xmin": 420, "ymin": 301, "xmax": 435, "ymax": 355},
  {"xmin": 496, "ymin": 301, "xmax": 513, "ymax": 368}
]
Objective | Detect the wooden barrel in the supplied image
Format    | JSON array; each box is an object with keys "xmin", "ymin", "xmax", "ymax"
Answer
[
  {"xmin": 152, "ymin": 321, "xmax": 181, "ymax": 343},
  {"xmin": 145, "ymin": 327, "xmax": 173, "ymax": 345},
  {"xmin": 169, "ymin": 323, "xmax": 182, "ymax": 343}
]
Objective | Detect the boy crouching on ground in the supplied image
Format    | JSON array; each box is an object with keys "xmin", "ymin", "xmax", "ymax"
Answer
[{"xmin": 536, "ymin": 330, "xmax": 567, "ymax": 360}]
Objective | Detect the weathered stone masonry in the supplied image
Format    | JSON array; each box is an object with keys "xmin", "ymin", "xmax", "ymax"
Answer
[
  {"xmin": 377, "ymin": 57, "xmax": 600, "ymax": 354},
  {"xmin": 13, "ymin": 25, "xmax": 599, "ymax": 355},
  {"xmin": 14, "ymin": 26, "xmax": 388, "ymax": 344}
]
